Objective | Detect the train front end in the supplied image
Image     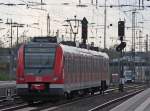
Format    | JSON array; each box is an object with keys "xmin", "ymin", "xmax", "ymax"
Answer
[{"xmin": 16, "ymin": 38, "xmax": 64, "ymax": 101}]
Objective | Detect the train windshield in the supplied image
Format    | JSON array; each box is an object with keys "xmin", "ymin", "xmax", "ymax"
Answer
[
  {"xmin": 124, "ymin": 71, "xmax": 132, "ymax": 78},
  {"xmin": 24, "ymin": 46, "xmax": 56, "ymax": 75}
]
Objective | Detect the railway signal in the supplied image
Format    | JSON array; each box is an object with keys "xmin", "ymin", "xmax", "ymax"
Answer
[
  {"xmin": 116, "ymin": 21, "xmax": 126, "ymax": 52},
  {"xmin": 116, "ymin": 42, "xmax": 126, "ymax": 52},
  {"xmin": 117, "ymin": 20, "xmax": 126, "ymax": 92},
  {"xmin": 81, "ymin": 17, "xmax": 88, "ymax": 44},
  {"xmin": 118, "ymin": 21, "xmax": 125, "ymax": 38}
]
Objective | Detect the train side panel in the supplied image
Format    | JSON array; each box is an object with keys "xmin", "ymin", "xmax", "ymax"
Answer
[{"xmin": 62, "ymin": 47, "xmax": 109, "ymax": 94}]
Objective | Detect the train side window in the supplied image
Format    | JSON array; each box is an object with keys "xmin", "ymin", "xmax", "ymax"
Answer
[
  {"xmin": 104, "ymin": 59, "xmax": 106, "ymax": 72},
  {"xmin": 82, "ymin": 56, "xmax": 84, "ymax": 73},
  {"xmin": 83, "ymin": 56, "xmax": 85, "ymax": 74},
  {"xmin": 75, "ymin": 55, "xmax": 77, "ymax": 74},
  {"xmin": 69, "ymin": 55, "xmax": 71, "ymax": 73},
  {"xmin": 65, "ymin": 55, "xmax": 67, "ymax": 73},
  {"xmin": 70, "ymin": 55, "xmax": 72, "ymax": 73},
  {"xmin": 93, "ymin": 57, "xmax": 94, "ymax": 74},
  {"xmin": 89, "ymin": 56, "xmax": 90, "ymax": 73},
  {"xmin": 79, "ymin": 56, "xmax": 80, "ymax": 74},
  {"xmin": 67, "ymin": 56, "xmax": 70, "ymax": 73},
  {"xmin": 95, "ymin": 58, "xmax": 96, "ymax": 73},
  {"xmin": 96, "ymin": 58, "xmax": 97, "ymax": 73},
  {"xmin": 97, "ymin": 57, "xmax": 98, "ymax": 70},
  {"xmin": 72, "ymin": 54, "xmax": 74, "ymax": 74},
  {"xmin": 86, "ymin": 56, "xmax": 88, "ymax": 74},
  {"xmin": 91, "ymin": 56, "xmax": 93, "ymax": 73},
  {"xmin": 86, "ymin": 56, "xmax": 88, "ymax": 73},
  {"xmin": 93, "ymin": 57, "xmax": 94, "ymax": 73},
  {"xmin": 72, "ymin": 55, "xmax": 74, "ymax": 73},
  {"xmin": 74, "ymin": 55, "xmax": 76, "ymax": 74},
  {"xmin": 95, "ymin": 58, "xmax": 97, "ymax": 73},
  {"xmin": 80, "ymin": 56, "xmax": 82, "ymax": 73},
  {"xmin": 71, "ymin": 54, "xmax": 74, "ymax": 74},
  {"xmin": 99, "ymin": 58, "xmax": 101, "ymax": 71},
  {"xmin": 63, "ymin": 56, "xmax": 66, "ymax": 72},
  {"xmin": 77, "ymin": 55, "xmax": 79, "ymax": 74},
  {"xmin": 100, "ymin": 57, "xmax": 102, "ymax": 70},
  {"xmin": 80, "ymin": 55, "xmax": 82, "ymax": 74}
]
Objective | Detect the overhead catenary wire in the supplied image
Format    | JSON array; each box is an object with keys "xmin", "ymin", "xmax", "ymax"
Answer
[{"xmin": 0, "ymin": 0, "xmax": 149, "ymax": 48}]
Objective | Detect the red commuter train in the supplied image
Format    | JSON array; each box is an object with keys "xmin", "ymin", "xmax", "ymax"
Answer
[{"xmin": 16, "ymin": 37, "xmax": 110, "ymax": 103}]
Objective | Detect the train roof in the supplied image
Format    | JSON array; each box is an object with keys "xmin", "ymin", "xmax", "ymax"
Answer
[
  {"xmin": 60, "ymin": 44, "xmax": 109, "ymax": 59},
  {"xmin": 23, "ymin": 42, "xmax": 109, "ymax": 59}
]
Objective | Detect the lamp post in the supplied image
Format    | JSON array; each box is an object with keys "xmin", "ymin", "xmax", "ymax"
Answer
[
  {"xmin": 5, "ymin": 19, "xmax": 25, "ymax": 80},
  {"xmin": 12, "ymin": 23, "xmax": 24, "ymax": 46},
  {"xmin": 104, "ymin": 0, "xmax": 107, "ymax": 49},
  {"xmin": 5, "ymin": 19, "xmax": 13, "ymax": 80}
]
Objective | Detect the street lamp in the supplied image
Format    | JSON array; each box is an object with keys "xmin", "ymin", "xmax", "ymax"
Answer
[{"xmin": 12, "ymin": 23, "xmax": 25, "ymax": 46}]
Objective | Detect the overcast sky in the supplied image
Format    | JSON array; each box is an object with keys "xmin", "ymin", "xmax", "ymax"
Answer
[{"xmin": 0, "ymin": 0, "xmax": 150, "ymax": 50}]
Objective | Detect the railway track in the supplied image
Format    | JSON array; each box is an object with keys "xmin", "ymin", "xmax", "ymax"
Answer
[
  {"xmin": 37, "ymin": 84, "xmax": 146, "ymax": 111},
  {"xmin": 37, "ymin": 86, "xmax": 146, "ymax": 111},
  {"xmin": 88, "ymin": 89, "xmax": 143, "ymax": 111},
  {"xmin": 0, "ymin": 103, "xmax": 28, "ymax": 111},
  {"xmin": 0, "ymin": 83, "xmax": 146, "ymax": 111},
  {"xmin": 0, "ymin": 95, "xmax": 25, "ymax": 110}
]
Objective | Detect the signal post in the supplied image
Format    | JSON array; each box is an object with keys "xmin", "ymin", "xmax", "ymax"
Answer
[{"xmin": 116, "ymin": 21, "xmax": 126, "ymax": 92}]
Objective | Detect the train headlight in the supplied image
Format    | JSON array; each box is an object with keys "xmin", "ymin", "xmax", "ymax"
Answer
[
  {"xmin": 53, "ymin": 77, "xmax": 58, "ymax": 81},
  {"xmin": 18, "ymin": 77, "xmax": 25, "ymax": 81}
]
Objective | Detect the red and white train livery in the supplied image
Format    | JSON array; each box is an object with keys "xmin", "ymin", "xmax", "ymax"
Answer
[{"xmin": 16, "ymin": 39, "xmax": 109, "ymax": 102}]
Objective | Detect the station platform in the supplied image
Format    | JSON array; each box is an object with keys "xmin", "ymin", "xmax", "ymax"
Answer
[{"xmin": 111, "ymin": 88, "xmax": 150, "ymax": 111}]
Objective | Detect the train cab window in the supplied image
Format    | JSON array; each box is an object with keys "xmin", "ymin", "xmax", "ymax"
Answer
[{"xmin": 24, "ymin": 46, "xmax": 56, "ymax": 75}]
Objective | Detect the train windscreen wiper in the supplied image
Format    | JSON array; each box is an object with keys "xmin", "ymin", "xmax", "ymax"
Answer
[{"xmin": 38, "ymin": 60, "xmax": 50, "ymax": 74}]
